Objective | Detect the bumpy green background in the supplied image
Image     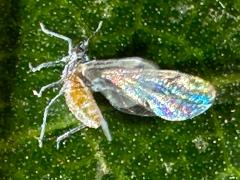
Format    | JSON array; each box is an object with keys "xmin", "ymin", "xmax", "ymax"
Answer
[{"xmin": 1, "ymin": 0, "xmax": 240, "ymax": 179}]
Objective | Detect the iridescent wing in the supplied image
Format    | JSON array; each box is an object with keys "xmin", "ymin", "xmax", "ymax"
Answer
[
  {"xmin": 82, "ymin": 57, "xmax": 158, "ymax": 116},
  {"xmin": 84, "ymin": 57, "xmax": 158, "ymax": 71},
  {"xmin": 89, "ymin": 77, "xmax": 156, "ymax": 116},
  {"xmin": 82, "ymin": 58, "xmax": 216, "ymax": 121}
]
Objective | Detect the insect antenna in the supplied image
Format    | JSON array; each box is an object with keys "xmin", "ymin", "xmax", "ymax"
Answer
[{"xmin": 79, "ymin": 21, "xmax": 103, "ymax": 51}]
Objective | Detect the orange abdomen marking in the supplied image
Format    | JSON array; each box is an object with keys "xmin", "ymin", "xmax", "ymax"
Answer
[{"xmin": 64, "ymin": 73, "xmax": 103, "ymax": 128}]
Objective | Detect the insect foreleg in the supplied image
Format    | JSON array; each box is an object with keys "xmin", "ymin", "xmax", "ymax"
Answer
[
  {"xmin": 33, "ymin": 79, "xmax": 63, "ymax": 97},
  {"xmin": 56, "ymin": 124, "xmax": 86, "ymax": 149},
  {"xmin": 40, "ymin": 23, "xmax": 73, "ymax": 55},
  {"xmin": 38, "ymin": 88, "xmax": 64, "ymax": 148}
]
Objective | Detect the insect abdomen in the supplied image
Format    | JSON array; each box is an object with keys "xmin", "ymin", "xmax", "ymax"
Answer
[{"xmin": 64, "ymin": 74, "xmax": 103, "ymax": 128}]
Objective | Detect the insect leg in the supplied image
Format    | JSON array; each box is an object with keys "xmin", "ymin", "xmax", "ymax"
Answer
[
  {"xmin": 56, "ymin": 124, "xmax": 86, "ymax": 149},
  {"xmin": 100, "ymin": 119, "xmax": 112, "ymax": 141},
  {"xmin": 40, "ymin": 23, "xmax": 73, "ymax": 55},
  {"xmin": 38, "ymin": 88, "xmax": 64, "ymax": 148},
  {"xmin": 29, "ymin": 56, "xmax": 68, "ymax": 72},
  {"xmin": 33, "ymin": 79, "xmax": 63, "ymax": 97}
]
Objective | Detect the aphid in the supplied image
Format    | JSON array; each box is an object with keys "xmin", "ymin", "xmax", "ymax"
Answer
[{"xmin": 29, "ymin": 21, "xmax": 216, "ymax": 149}]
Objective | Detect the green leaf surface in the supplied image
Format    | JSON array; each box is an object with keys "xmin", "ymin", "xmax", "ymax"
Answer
[{"xmin": 1, "ymin": 0, "xmax": 240, "ymax": 179}]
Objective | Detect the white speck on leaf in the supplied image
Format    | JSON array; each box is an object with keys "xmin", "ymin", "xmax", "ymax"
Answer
[{"xmin": 192, "ymin": 136, "xmax": 209, "ymax": 153}]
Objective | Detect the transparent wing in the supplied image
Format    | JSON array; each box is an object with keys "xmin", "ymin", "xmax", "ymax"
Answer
[
  {"xmin": 90, "ymin": 77, "xmax": 155, "ymax": 116},
  {"xmin": 83, "ymin": 57, "xmax": 158, "ymax": 77},
  {"xmin": 82, "ymin": 57, "xmax": 158, "ymax": 116},
  {"xmin": 83, "ymin": 60, "xmax": 216, "ymax": 121}
]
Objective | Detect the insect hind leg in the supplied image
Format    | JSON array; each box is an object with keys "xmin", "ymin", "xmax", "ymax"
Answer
[
  {"xmin": 56, "ymin": 124, "xmax": 86, "ymax": 149},
  {"xmin": 38, "ymin": 89, "xmax": 64, "ymax": 148},
  {"xmin": 40, "ymin": 23, "xmax": 73, "ymax": 55}
]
